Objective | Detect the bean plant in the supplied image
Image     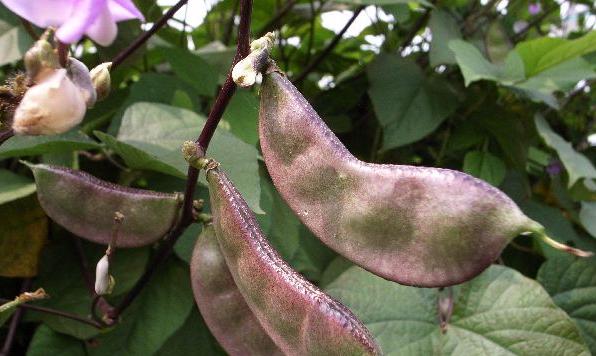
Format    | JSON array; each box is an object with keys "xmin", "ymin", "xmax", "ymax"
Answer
[{"xmin": 0, "ymin": 0, "xmax": 595, "ymax": 355}]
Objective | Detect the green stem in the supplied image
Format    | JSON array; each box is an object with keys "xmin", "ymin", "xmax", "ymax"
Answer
[{"xmin": 537, "ymin": 232, "xmax": 593, "ymax": 258}]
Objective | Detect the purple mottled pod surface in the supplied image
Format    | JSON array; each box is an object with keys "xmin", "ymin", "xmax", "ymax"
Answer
[
  {"xmin": 206, "ymin": 167, "xmax": 381, "ymax": 356},
  {"xmin": 258, "ymin": 69, "xmax": 543, "ymax": 287},
  {"xmin": 27, "ymin": 163, "xmax": 181, "ymax": 247},
  {"xmin": 190, "ymin": 224, "xmax": 283, "ymax": 356}
]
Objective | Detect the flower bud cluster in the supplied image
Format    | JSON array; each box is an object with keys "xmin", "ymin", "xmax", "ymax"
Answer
[
  {"xmin": 232, "ymin": 32, "xmax": 276, "ymax": 88},
  {"xmin": 11, "ymin": 36, "xmax": 112, "ymax": 136}
]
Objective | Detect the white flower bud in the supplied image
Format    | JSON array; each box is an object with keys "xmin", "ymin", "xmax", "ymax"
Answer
[
  {"xmin": 89, "ymin": 62, "xmax": 112, "ymax": 101},
  {"xmin": 67, "ymin": 58, "xmax": 97, "ymax": 107},
  {"xmin": 94, "ymin": 255, "xmax": 114, "ymax": 296},
  {"xmin": 12, "ymin": 68, "xmax": 87, "ymax": 135},
  {"xmin": 232, "ymin": 54, "xmax": 259, "ymax": 87},
  {"xmin": 232, "ymin": 33, "xmax": 276, "ymax": 88}
]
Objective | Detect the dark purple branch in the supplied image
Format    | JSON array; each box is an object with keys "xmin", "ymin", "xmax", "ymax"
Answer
[
  {"xmin": 111, "ymin": 0, "xmax": 189, "ymax": 70},
  {"xmin": 0, "ymin": 129, "xmax": 14, "ymax": 146},
  {"xmin": 57, "ymin": 41, "xmax": 69, "ymax": 67},
  {"xmin": 0, "ymin": 279, "xmax": 32, "ymax": 356},
  {"xmin": 293, "ymin": 6, "xmax": 364, "ymax": 84},
  {"xmin": 0, "ymin": 297, "xmax": 103, "ymax": 330},
  {"xmin": 20, "ymin": 19, "xmax": 39, "ymax": 40},
  {"xmin": 109, "ymin": 0, "xmax": 254, "ymax": 320}
]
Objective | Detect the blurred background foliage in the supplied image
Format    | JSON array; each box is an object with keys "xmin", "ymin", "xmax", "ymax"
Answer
[{"xmin": 0, "ymin": 0, "xmax": 595, "ymax": 354}]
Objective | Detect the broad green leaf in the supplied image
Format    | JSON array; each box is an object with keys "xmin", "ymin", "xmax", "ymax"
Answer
[
  {"xmin": 0, "ymin": 4, "xmax": 33, "ymax": 66},
  {"xmin": 0, "ymin": 131, "xmax": 100, "ymax": 159},
  {"xmin": 87, "ymin": 259, "xmax": 194, "ymax": 356},
  {"xmin": 516, "ymin": 31, "xmax": 596, "ymax": 76},
  {"xmin": 514, "ymin": 57, "xmax": 596, "ymax": 98},
  {"xmin": 367, "ymin": 55, "xmax": 458, "ymax": 150},
  {"xmin": 107, "ymin": 73, "xmax": 202, "ymax": 134},
  {"xmin": 31, "ymin": 239, "xmax": 149, "ymax": 339},
  {"xmin": 325, "ymin": 265, "xmax": 589, "ymax": 355},
  {"xmin": 0, "ymin": 196, "xmax": 47, "ymax": 277},
  {"xmin": 449, "ymin": 40, "xmax": 525, "ymax": 86},
  {"xmin": 195, "ymin": 41, "xmax": 235, "ymax": 76},
  {"xmin": 258, "ymin": 171, "xmax": 335, "ymax": 282},
  {"xmin": 538, "ymin": 255, "xmax": 596, "ymax": 354},
  {"xmin": 98, "ymin": 102, "xmax": 263, "ymax": 213},
  {"xmin": 429, "ymin": 10, "xmax": 462, "ymax": 67},
  {"xmin": 155, "ymin": 308, "xmax": 225, "ymax": 356},
  {"xmin": 157, "ymin": 47, "xmax": 219, "ymax": 97},
  {"xmin": 580, "ymin": 202, "xmax": 596, "ymax": 238},
  {"xmin": 174, "ymin": 223, "xmax": 202, "ymax": 264},
  {"xmin": 0, "ymin": 169, "xmax": 35, "ymax": 205},
  {"xmin": 535, "ymin": 115, "xmax": 596, "ymax": 187},
  {"xmin": 221, "ymin": 90, "xmax": 260, "ymax": 146},
  {"xmin": 27, "ymin": 325, "xmax": 85, "ymax": 356},
  {"xmin": 462, "ymin": 150, "xmax": 506, "ymax": 186}
]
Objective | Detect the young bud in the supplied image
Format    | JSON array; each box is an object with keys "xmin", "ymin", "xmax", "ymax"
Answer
[
  {"xmin": 24, "ymin": 39, "xmax": 60, "ymax": 83},
  {"xmin": 232, "ymin": 33, "xmax": 276, "ymax": 88},
  {"xmin": 90, "ymin": 62, "xmax": 112, "ymax": 101},
  {"xmin": 67, "ymin": 58, "xmax": 97, "ymax": 108},
  {"xmin": 94, "ymin": 255, "xmax": 115, "ymax": 296},
  {"xmin": 12, "ymin": 69, "xmax": 87, "ymax": 135}
]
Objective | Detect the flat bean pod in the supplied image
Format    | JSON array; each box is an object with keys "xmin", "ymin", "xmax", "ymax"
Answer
[
  {"xmin": 258, "ymin": 69, "xmax": 581, "ymax": 287},
  {"xmin": 27, "ymin": 163, "xmax": 181, "ymax": 247},
  {"xmin": 190, "ymin": 223, "xmax": 283, "ymax": 356},
  {"xmin": 206, "ymin": 166, "xmax": 381, "ymax": 356}
]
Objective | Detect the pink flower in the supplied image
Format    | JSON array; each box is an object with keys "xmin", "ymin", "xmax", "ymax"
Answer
[{"xmin": 0, "ymin": 0, "xmax": 144, "ymax": 46}]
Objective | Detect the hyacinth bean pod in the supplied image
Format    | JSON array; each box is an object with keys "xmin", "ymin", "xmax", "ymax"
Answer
[
  {"xmin": 27, "ymin": 163, "xmax": 181, "ymax": 247},
  {"xmin": 206, "ymin": 166, "xmax": 381, "ymax": 356},
  {"xmin": 258, "ymin": 68, "xmax": 587, "ymax": 287},
  {"xmin": 190, "ymin": 224, "xmax": 283, "ymax": 356}
]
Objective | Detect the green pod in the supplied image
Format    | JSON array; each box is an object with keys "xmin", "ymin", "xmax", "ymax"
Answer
[
  {"xmin": 258, "ymin": 69, "xmax": 584, "ymax": 287},
  {"xmin": 190, "ymin": 224, "xmax": 283, "ymax": 356},
  {"xmin": 27, "ymin": 163, "xmax": 181, "ymax": 247},
  {"xmin": 206, "ymin": 166, "xmax": 381, "ymax": 356}
]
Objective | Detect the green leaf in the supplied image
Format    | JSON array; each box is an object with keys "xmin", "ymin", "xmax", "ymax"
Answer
[
  {"xmin": 0, "ymin": 169, "xmax": 35, "ymax": 205},
  {"xmin": 31, "ymin": 239, "xmax": 149, "ymax": 339},
  {"xmin": 107, "ymin": 73, "xmax": 202, "ymax": 134},
  {"xmin": 428, "ymin": 10, "xmax": 462, "ymax": 67},
  {"xmin": 325, "ymin": 265, "xmax": 589, "ymax": 355},
  {"xmin": 98, "ymin": 102, "xmax": 263, "ymax": 213},
  {"xmin": 157, "ymin": 47, "xmax": 219, "ymax": 97},
  {"xmin": 449, "ymin": 40, "xmax": 525, "ymax": 86},
  {"xmin": 538, "ymin": 255, "xmax": 596, "ymax": 354},
  {"xmin": 0, "ymin": 131, "xmax": 100, "ymax": 159},
  {"xmin": 27, "ymin": 325, "xmax": 85, "ymax": 356},
  {"xmin": 367, "ymin": 55, "xmax": 458, "ymax": 150},
  {"xmin": 258, "ymin": 171, "xmax": 335, "ymax": 281},
  {"xmin": 0, "ymin": 4, "xmax": 33, "ymax": 66},
  {"xmin": 535, "ymin": 114, "xmax": 596, "ymax": 188},
  {"xmin": 462, "ymin": 150, "xmax": 506, "ymax": 186},
  {"xmin": 221, "ymin": 90, "xmax": 260, "ymax": 145},
  {"xmin": 87, "ymin": 259, "xmax": 194, "ymax": 356},
  {"xmin": 174, "ymin": 223, "xmax": 202, "ymax": 264},
  {"xmin": 516, "ymin": 31, "xmax": 596, "ymax": 77},
  {"xmin": 155, "ymin": 308, "xmax": 225, "ymax": 356},
  {"xmin": 514, "ymin": 57, "xmax": 596, "ymax": 99},
  {"xmin": 580, "ymin": 202, "xmax": 596, "ymax": 238}
]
